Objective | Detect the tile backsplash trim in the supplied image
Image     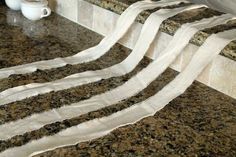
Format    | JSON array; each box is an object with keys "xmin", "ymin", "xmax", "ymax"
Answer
[
  {"xmin": 48, "ymin": 0, "xmax": 236, "ymax": 99},
  {"xmin": 84, "ymin": 0, "xmax": 236, "ymax": 62}
]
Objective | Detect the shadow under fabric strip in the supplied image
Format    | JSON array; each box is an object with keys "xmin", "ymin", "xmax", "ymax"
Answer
[
  {"xmin": 0, "ymin": 13, "xmax": 233, "ymax": 140},
  {"xmin": 0, "ymin": 0, "xmax": 189, "ymax": 79},
  {"xmin": 0, "ymin": 4, "xmax": 205, "ymax": 106},
  {"xmin": 1, "ymin": 28, "xmax": 235, "ymax": 157}
]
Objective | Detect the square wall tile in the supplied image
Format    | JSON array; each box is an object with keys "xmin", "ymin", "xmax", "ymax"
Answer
[
  {"xmin": 49, "ymin": 0, "xmax": 78, "ymax": 22},
  {"xmin": 209, "ymin": 55, "xmax": 236, "ymax": 98},
  {"xmin": 78, "ymin": 0, "xmax": 94, "ymax": 28},
  {"xmin": 93, "ymin": 5, "xmax": 118, "ymax": 36}
]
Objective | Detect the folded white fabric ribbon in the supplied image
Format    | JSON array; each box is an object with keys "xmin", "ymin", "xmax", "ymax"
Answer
[
  {"xmin": 0, "ymin": 4, "xmax": 206, "ymax": 106},
  {"xmin": 1, "ymin": 27, "xmax": 235, "ymax": 157},
  {"xmin": 190, "ymin": 0, "xmax": 236, "ymax": 15},
  {"xmin": 0, "ymin": 13, "xmax": 233, "ymax": 140},
  {"xmin": 0, "ymin": 0, "xmax": 189, "ymax": 79}
]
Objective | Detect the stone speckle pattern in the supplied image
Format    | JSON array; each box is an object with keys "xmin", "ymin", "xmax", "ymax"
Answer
[
  {"xmin": 84, "ymin": 0, "xmax": 236, "ymax": 61},
  {"xmin": 0, "ymin": 5, "xmax": 102, "ymax": 68}
]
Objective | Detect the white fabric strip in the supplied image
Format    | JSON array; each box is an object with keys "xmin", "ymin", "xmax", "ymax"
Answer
[
  {"xmin": 0, "ymin": 4, "xmax": 205, "ymax": 106},
  {"xmin": 190, "ymin": 0, "xmax": 236, "ymax": 15},
  {"xmin": 0, "ymin": 14, "xmax": 233, "ymax": 140},
  {"xmin": 1, "ymin": 29, "xmax": 235, "ymax": 157},
  {"xmin": 0, "ymin": 0, "xmax": 189, "ymax": 79}
]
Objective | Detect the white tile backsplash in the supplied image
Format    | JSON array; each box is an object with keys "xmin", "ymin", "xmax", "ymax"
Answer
[
  {"xmin": 78, "ymin": 0, "xmax": 94, "ymax": 28},
  {"xmin": 92, "ymin": 5, "xmax": 118, "ymax": 36},
  {"xmin": 209, "ymin": 55, "xmax": 236, "ymax": 98},
  {"xmin": 49, "ymin": 0, "xmax": 78, "ymax": 22}
]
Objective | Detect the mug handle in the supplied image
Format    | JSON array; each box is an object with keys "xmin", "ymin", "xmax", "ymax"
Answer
[{"xmin": 41, "ymin": 7, "xmax": 51, "ymax": 18}]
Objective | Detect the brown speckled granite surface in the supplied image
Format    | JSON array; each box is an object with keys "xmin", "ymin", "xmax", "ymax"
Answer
[
  {"xmin": 0, "ymin": 4, "xmax": 235, "ymax": 157},
  {"xmin": 0, "ymin": 6, "xmax": 102, "ymax": 68},
  {"xmin": 35, "ymin": 73, "xmax": 236, "ymax": 157},
  {"xmin": 84, "ymin": 0, "xmax": 236, "ymax": 61},
  {"xmin": 36, "ymin": 84, "xmax": 236, "ymax": 157}
]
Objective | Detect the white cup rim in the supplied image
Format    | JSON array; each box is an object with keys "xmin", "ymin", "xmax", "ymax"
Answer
[{"xmin": 21, "ymin": 0, "xmax": 48, "ymax": 7}]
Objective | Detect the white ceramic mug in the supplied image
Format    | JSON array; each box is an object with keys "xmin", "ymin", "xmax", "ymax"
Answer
[
  {"xmin": 21, "ymin": 0, "xmax": 51, "ymax": 21},
  {"xmin": 5, "ymin": 0, "xmax": 22, "ymax": 10}
]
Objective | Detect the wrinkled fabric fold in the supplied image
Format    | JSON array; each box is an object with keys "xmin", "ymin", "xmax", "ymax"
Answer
[{"xmin": 0, "ymin": 4, "xmax": 206, "ymax": 106}]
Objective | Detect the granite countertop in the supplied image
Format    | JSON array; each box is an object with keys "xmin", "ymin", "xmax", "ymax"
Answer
[
  {"xmin": 0, "ymin": 5, "xmax": 235, "ymax": 157},
  {"xmin": 84, "ymin": 0, "xmax": 236, "ymax": 61}
]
